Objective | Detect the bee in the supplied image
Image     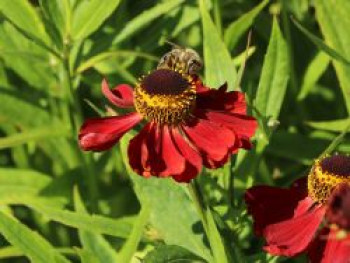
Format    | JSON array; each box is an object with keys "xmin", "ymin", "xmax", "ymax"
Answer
[{"xmin": 157, "ymin": 43, "xmax": 202, "ymax": 75}]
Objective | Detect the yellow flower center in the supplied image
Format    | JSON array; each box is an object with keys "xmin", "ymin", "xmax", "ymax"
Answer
[
  {"xmin": 308, "ymin": 155, "xmax": 350, "ymax": 204},
  {"xmin": 134, "ymin": 69, "xmax": 196, "ymax": 125}
]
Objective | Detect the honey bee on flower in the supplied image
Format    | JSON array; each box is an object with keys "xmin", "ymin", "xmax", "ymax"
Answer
[{"xmin": 79, "ymin": 46, "xmax": 257, "ymax": 182}]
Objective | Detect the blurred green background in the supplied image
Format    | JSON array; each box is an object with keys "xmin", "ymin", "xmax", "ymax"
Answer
[{"xmin": 0, "ymin": 0, "xmax": 349, "ymax": 262}]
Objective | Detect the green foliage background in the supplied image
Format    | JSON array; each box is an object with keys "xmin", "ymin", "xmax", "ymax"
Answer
[{"xmin": 0, "ymin": 0, "xmax": 349, "ymax": 262}]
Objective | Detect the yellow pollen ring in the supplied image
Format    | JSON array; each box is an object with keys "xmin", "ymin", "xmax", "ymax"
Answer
[
  {"xmin": 308, "ymin": 158, "xmax": 350, "ymax": 204},
  {"xmin": 134, "ymin": 75, "xmax": 196, "ymax": 125}
]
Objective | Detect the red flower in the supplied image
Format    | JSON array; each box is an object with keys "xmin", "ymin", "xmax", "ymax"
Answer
[
  {"xmin": 79, "ymin": 54, "xmax": 257, "ymax": 182},
  {"xmin": 245, "ymin": 154, "xmax": 350, "ymax": 262}
]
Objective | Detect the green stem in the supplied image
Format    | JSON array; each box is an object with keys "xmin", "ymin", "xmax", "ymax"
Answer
[
  {"xmin": 188, "ymin": 180, "xmax": 209, "ymax": 234},
  {"xmin": 62, "ymin": 42, "xmax": 99, "ymax": 212}
]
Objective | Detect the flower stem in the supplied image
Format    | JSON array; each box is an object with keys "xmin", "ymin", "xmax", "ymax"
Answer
[
  {"xmin": 62, "ymin": 42, "xmax": 99, "ymax": 212},
  {"xmin": 188, "ymin": 180, "xmax": 209, "ymax": 236}
]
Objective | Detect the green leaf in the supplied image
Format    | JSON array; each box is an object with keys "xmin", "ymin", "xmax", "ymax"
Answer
[
  {"xmin": 25, "ymin": 202, "xmax": 135, "ymax": 239},
  {"xmin": 0, "ymin": 211, "xmax": 69, "ymax": 263},
  {"xmin": 0, "ymin": 169, "xmax": 51, "ymax": 190},
  {"xmin": 118, "ymin": 204, "xmax": 150, "ymax": 263},
  {"xmin": 113, "ymin": 0, "xmax": 185, "ymax": 45},
  {"xmin": 255, "ymin": 18, "xmax": 289, "ymax": 119},
  {"xmin": 72, "ymin": 0, "xmax": 121, "ymax": 40},
  {"xmin": 144, "ymin": 245, "xmax": 204, "ymax": 263},
  {"xmin": 0, "ymin": 0, "xmax": 51, "ymax": 44},
  {"xmin": 306, "ymin": 119, "xmax": 350, "ymax": 132},
  {"xmin": 291, "ymin": 17, "xmax": 350, "ymax": 67},
  {"xmin": 0, "ymin": 246, "xmax": 77, "ymax": 260},
  {"xmin": 0, "ymin": 91, "xmax": 51, "ymax": 127},
  {"xmin": 0, "ymin": 22, "xmax": 56, "ymax": 89},
  {"xmin": 298, "ymin": 52, "xmax": 330, "ymax": 100},
  {"xmin": 199, "ymin": 0, "xmax": 237, "ymax": 91},
  {"xmin": 39, "ymin": 0, "xmax": 66, "ymax": 42},
  {"xmin": 314, "ymin": 0, "xmax": 350, "ymax": 113},
  {"xmin": 120, "ymin": 134, "xmax": 213, "ymax": 262},
  {"xmin": 74, "ymin": 187, "xmax": 119, "ymax": 263},
  {"xmin": 205, "ymin": 209, "xmax": 229, "ymax": 263},
  {"xmin": 0, "ymin": 125, "xmax": 70, "ymax": 149},
  {"xmin": 224, "ymin": 0, "xmax": 269, "ymax": 51}
]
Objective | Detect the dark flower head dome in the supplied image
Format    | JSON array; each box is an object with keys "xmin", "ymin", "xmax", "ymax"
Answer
[
  {"xmin": 134, "ymin": 69, "xmax": 196, "ymax": 125},
  {"xmin": 308, "ymin": 154, "xmax": 350, "ymax": 204}
]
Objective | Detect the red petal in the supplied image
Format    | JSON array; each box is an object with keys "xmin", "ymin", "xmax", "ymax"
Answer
[
  {"xmin": 128, "ymin": 123, "xmax": 153, "ymax": 177},
  {"xmin": 245, "ymin": 179, "xmax": 308, "ymax": 236},
  {"xmin": 158, "ymin": 125, "xmax": 186, "ymax": 177},
  {"xmin": 196, "ymin": 83, "xmax": 248, "ymax": 114},
  {"xmin": 308, "ymin": 228, "xmax": 350, "ymax": 263},
  {"xmin": 263, "ymin": 205, "xmax": 325, "ymax": 257},
  {"xmin": 182, "ymin": 118, "xmax": 235, "ymax": 169},
  {"xmin": 79, "ymin": 112, "xmax": 142, "ymax": 151},
  {"xmin": 102, "ymin": 78, "xmax": 134, "ymax": 108},
  {"xmin": 128, "ymin": 124, "xmax": 187, "ymax": 179},
  {"xmin": 170, "ymin": 128, "xmax": 202, "ymax": 182},
  {"xmin": 195, "ymin": 110, "xmax": 257, "ymax": 150}
]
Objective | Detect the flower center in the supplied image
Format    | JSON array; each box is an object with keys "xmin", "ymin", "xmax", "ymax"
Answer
[
  {"xmin": 134, "ymin": 69, "xmax": 196, "ymax": 125},
  {"xmin": 308, "ymin": 155, "xmax": 350, "ymax": 204}
]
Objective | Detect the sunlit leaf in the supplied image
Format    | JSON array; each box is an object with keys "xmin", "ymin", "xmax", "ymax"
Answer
[
  {"xmin": 0, "ymin": 0, "xmax": 51, "ymax": 44},
  {"xmin": 72, "ymin": 0, "xmax": 121, "ymax": 40},
  {"xmin": 0, "ymin": 211, "xmax": 69, "ymax": 263},
  {"xmin": 306, "ymin": 119, "xmax": 350, "ymax": 132},
  {"xmin": 314, "ymin": 0, "xmax": 350, "ymax": 113},
  {"xmin": 298, "ymin": 52, "xmax": 330, "ymax": 100},
  {"xmin": 224, "ymin": 0, "xmax": 269, "ymax": 51},
  {"xmin": 255, "ymin": 18, "xmax": 289, "ymax": 119},
  {"xmin": 74, "ymin": 187, "xmax": 119, "ymax": 263},
  {"xmin": 113, "ymin": 0, "xmax": 185, "ymax": 44},
  {"xmin": 199, "ymin": 0, "xmax": 237, "ymax": 90}
]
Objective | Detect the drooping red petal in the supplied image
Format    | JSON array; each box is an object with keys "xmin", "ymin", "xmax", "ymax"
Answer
[
  {"xmin": 182, "ymin": 117, "xmax": 235, "ymax": 169},
  {"xmin": 79, "ymin": 112, "xmax": 142, "ymax": 151},
  {"xmin": 308, "ymin": 227, "xmax": 350, "ymax": 263},
  {"xmin": 170, "ymin": 128, "xmax": 202, "ymax": 182},
  {"xmin": 196, "ymin": 83, "xmax": 248, "ymax": 114},
  {"xmin": 128, "ymin": 123, "xmax": 153, "ymax": 177},
  {"xmin": 263, "ymin": 204, "xmax": 326, "ymax": 257},
  {"xmin": 102, "ymin": 78, "xmax": 134, "ymax": 108},
  {"xmin": 245, "ymin": 179, "xmax": 309, "ymax": 236},
  {"xmin": 194, "ymin": 109, "xmax": 257, "ymax": 150},
  {"xmin": 128, "ymin": 124, "xmax": 187, "ymax": 179},
  {"xmin": 158, "ymin": 125, "xmax": 186, "ymax": 177}
]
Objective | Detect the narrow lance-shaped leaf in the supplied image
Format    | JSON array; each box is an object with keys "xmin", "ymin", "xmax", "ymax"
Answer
[
  {"xmin": 205, "ymin": 208, "xmax": 229, "ymax": 263},
  {"xmin": 113, "ymin": 0, "xmax": 185, "ymax": 45},
  {"xmin": 118, "ymin": 203, "xmax": 151, "ymax": 263},
  {"xmin": 298, "ymin": 52, "xmax": 330, "ymax": 101},
  {"xmin": 255, "ymin": 18, "xmax": 289, "ymax": 119},
  {"xmin": 224, "ymin": 0, "xmax": 269, "ymax": 51},
  {"xmin": 72, "ymin": 0, "xmax": 121, "ymax": 40},
  {"xmin": 0, "ymin": 0, "xmax": 51, "ymax": 45},
  {"xmin": 0, "ymin": 211, "xmax": 69, "ymax": 263},
  {"xmin": 314, "ymin": 0, "xmax": 350, "ymax": 114},
  {"xmin": 199, "ymin": 0, "xmax": 237, "ymax": 90},
  {"xmin": 74, "ymin": 187, "xmax": 119, "ymax": 263},
  {"xmin": 306, "ymin": 119, "xmax": 350, "ymax": 133},
  {"xmin": 291, "ymin": 18, "xmax": 350, "ymax": 66}
]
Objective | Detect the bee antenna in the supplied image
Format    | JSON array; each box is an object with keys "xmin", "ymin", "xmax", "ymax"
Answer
[{"xmin": 164, "ymin": 40, "xmax": 183, "ymax": 49}]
